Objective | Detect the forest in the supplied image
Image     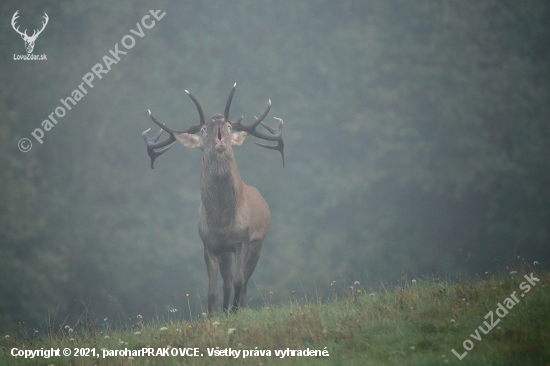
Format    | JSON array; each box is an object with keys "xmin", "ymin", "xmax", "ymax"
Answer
[{"xmin": 1, "ymin": 0, "xmax": 549, "ymax": 333}]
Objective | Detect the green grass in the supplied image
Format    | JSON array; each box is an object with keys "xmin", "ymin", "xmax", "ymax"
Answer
[{"xmin": 1, "ymin": 268, "xmax": 549, "ymax": 365}]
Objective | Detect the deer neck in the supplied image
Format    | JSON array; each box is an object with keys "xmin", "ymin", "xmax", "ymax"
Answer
[{"xmin": 200, "ymin": 154, "xmax": 243, "ymax": 228}]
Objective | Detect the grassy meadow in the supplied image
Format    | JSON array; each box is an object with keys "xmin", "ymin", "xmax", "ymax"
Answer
[{"xmin": 1, "ymin": 266, "xmax": 549, "ymax": 365}]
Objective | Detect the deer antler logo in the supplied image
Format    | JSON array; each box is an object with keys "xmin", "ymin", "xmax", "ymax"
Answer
[{"xmin": 11, "ymin": 10, "xmax": 49, "ymax": 54}]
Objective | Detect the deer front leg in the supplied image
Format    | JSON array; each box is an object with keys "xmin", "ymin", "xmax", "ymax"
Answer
[
  {"xmin": 204, "ymin": 248, "xmax": 219, "ymax": 316},
  {"xmin": 219, "ymin": 252, "xmax": 233, "ymax": 313},
  {"xmin": 233, "ymin": 239, "xmax": 263, "ymax": 310}
]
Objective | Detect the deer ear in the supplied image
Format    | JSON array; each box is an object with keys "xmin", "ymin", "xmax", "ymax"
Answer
[
  {"xmin": 231, "ymin": 131, "xmax": 249, "ymax": 146},
  {"xmin": 175, "ymin": 133, "xmax": 203, "ymax": 149}
]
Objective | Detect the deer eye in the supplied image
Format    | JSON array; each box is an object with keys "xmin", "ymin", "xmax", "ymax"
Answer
[
  {"xmin": 227, "ymin": 124, "xmax": 232, "ymax": 130},
  {"xmin": 200, "ymin": 126, "xmax": 206, "ymax": 134}
]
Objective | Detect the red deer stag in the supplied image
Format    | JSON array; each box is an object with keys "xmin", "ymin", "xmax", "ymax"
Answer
[{"xmin": 142, "ymin": 83, "xmax": 284, "ymax": 315}]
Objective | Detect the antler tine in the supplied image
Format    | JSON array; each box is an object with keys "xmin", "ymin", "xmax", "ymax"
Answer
[
  {"xmin": 11, "ymin": 11, "xmax": 18, "ymax": 26},
  {"xmin": 11, "ymin": 11, "xmax": 27, "ymax": 37},
  {"xmin": 253, "ymin": 140, "xmax": 285, "ymax": 167},
  {"xmin": 226, "ymin": 87, "xmax": 285, "ymax": 168},
  {"xmin": 225, "ymin": 83, "xmax": 272, "ymax": 132},
  {"xmin": 185, "ymin": 89, "xmax": 205, "ymax": 125},
  {"xmin": 232, "ymin": 102, "xmax": 282, "ymax": 142},
  {"xmin": 225, "ymin": 83, "xmax": 271, "ymax": 131},
  {"xmin": 142, "ymin": 128, "xmax": 176, "ymax": 169},
  {"xmin": 148, "ymin": 109, "xmax": 200, "ymax": 135},
  {"xmin": 253, "ymin": 117, "xmax": 285, "ymax": 167},
  {"xmin": 35, "ymin": 13, "xmax": 49, "ymax": 36},
  {"xmin": 224, "ymin": 82, "xmax": 237, "ymax": 121},
  {"xmin": 230, "ymin": 96, "xmax": 285, "ymax": 167},
  {"xmin": 259, "ymin": 117, "xmax": 284, "ymax": 137},
  {"xmin": 230, "ymin": 100, "xmax": 273, "ymax": 136},
  {"xmin": 142, "ymin": 92, "xmax": 205, "ymax": 169},
  {"xmin": 142, "ymin": 111, "xmax": 177, "ymax": 169}
]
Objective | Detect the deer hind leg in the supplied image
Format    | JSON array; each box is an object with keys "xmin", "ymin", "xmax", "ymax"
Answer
[
  {"xmin": 219, "ymin": 252, "xmax": 233, "ymax": 313},
  {"xmin": 204, "ymin": 248, "xmax": 219, "ymax": 316},
  {"xmin": 233, "ymin": 239, "xmax": 263, "ymax": 310}
]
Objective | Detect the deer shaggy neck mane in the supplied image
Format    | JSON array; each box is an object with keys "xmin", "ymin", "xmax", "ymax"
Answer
[{"xmin": 200, "ymin": 153, "xmax": 242, "ymax": 228}]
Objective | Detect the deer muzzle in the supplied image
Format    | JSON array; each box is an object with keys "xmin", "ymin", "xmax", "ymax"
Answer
[{"xmin": 215, "ymin": 127, "xmax": 227, "ymax": 151}]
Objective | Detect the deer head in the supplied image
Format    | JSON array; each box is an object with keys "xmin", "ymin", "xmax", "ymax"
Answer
[
  {"xmin": 142, "ymin": 83, "xmax": 284, "ymax": 169},
  {"xmin": 11, "ymin": 11, "xmax": 49, "ymax": 54}
]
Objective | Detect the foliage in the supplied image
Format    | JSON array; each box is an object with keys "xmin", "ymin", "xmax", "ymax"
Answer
[{"xmin": 1, "ymin": 269, "xmax": 549, "ymax": 365}]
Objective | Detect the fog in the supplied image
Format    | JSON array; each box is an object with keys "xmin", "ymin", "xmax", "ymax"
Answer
[{"xmin": 1, "ymin": 0, "xmax": 549, "ymax": 332}]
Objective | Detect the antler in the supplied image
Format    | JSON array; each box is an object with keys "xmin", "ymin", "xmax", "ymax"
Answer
[
  {"xmin": 30, "ymin": 13, "xmax": 49, "ymax": 39},
  {"xmin": 142, "ymin": 91, "xmax": 205, "ymax": 169},
  {"xmin": 11, "ymin": 11, "xmax": 27, "ymax": 38},
  {"xmin": 226, "ymin": 83, "xmax": 285, "ymax": 167},
  {"xmin": 11, "ymin": 11, "xmax": 48, "ymax": 40}
]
